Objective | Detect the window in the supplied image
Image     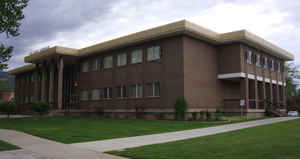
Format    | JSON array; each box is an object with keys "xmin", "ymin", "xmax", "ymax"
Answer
[
  {"xmin": 31, "ymin": 74, "xmax": 35, "ymax": 82},
  {"xmin": 104, "ymin": 87, "xmax": 112, "ymax": 99},
  {"xmin": 256, "ymin": 54, "xmax": 261, "ymax": 67},
  {"xmin": 91, "ymin": 59, "xmax": 100, "ymax": 71},
  {"xmin": 91, "ymin": 89, "xmax": 100, "ymax": 100},
  {"xmin": 264, "ymin": 57, "xmax": 268, "ymax": 69},
  {"xmin": 117, "ymin": 53, "xmax": 127, "ymax": 66},
  {"xmin": 103, "ymin": 56, "xmax": 113, "ymax": 69},
  {"xmin": 131, "ymin": 84, "xmax": 143, "ymax": 98},
  {"xmin": 81, "ymin": 62, "xmax": 89, "ymax": 72},
  {"xmin": 131, "ymin": 49, "xmax": 143, "ymax": 64},
  {"xmin": 147, "ymin": 82, "xmax": 160, "ymax": 97},
  {"xmin": 271, "ymin": 59, "xmax": 275, "ymax": 71},
  {"xmin": 117, "ymin": 85, "xmax": 127, "ymax": 98},
  {"xmin": 147, "ymin": 46, "xmax": 161, "ymax": 61},
  {"xmin": 80, "ymin": 90, "xmax": 89, "ymax": 101},
  {"xmin": 278, "ymin": 61, "xmax": 281, "ymax": 72},
  {"xmin": 25, "ymin": 96, "xmax": 29, "ymax": 103},
  {"xmin": 246, "ymin": 50, "xmax": 252, "ymax": 64}
]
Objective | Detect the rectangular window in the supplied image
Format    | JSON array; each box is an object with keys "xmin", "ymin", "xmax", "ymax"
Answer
[
  {"xmin": 91, "ymin": 89, "xmax": 100, "ymax": 100},
  {"xmin": 117, "ymin": 85, "xmax": 127, "ymax": 98},
  {"xmin": 117, "ymin": 53, "xmax": 127, "ymax": 66},
  {"xmin": 31, "ymin": 74, "xmax": 35, "ymax": 82},
  {"xmin": 104, "ymin": 87, "xmax": 112, "ymax": 99},
  {"xmin": 81, "ymin": 62, "xmax": 89, "ymax": 72},
  {"xmin": 271, "ymin": 59, "xmax": 275, "ymax": 71},
  {"xmin": 147, "ymin": 46, "xmax": 161, "ymax": 61},
  {"xmin": 147, "ymin": 82, "xmax": 160, "ymax": 97},
  {"xmin": 91, "ymin": 59, "xmax": 100, "ymax": 71},
  {"xmin": 256, "ymin": 54, "xmax": 261, "ymax": 67},
  {"xmin": 131, "ymin": 49, "xmax": 143, "ymax": 64},
  {"xmin": 80, "ymin": 90, "xmax": 89, "ymax": 101},
  {"xmin": 246, "ymin": 50, "xmax": 252, "ymax": 64},
  {"xmin": 103, "ymin": 56, "xmax": 113, "ymax": 69},
  {"xmin": 264, "ymin": 57, "xmax": 268, "ymax": 69},
  {"xmin": 131, "ymin": 84, "xmax": 143, "ymax": 98}
]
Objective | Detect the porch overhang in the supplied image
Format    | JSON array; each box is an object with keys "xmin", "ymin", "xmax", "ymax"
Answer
[
  {"xmin": 24, "ymin": 46, "xmax": 79, "ymax": 63},
  {"xmin": 218, "ymin": 72, "xmax": 286, "ymax": 86}
]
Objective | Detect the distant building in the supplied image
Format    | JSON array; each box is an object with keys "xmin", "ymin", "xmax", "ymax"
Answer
[{"xmin": 8, "ymin": 20, "xmax": 294, "ymax": 118}]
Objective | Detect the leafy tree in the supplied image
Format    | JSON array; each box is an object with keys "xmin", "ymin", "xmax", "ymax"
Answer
[
  {"xmin": 0, "ymin": 0, "xmax": 29, "ymax": 70},
  {"xmin": 0, "ymin": 101, "xmax": 17, "ymax": 118},
  {"xmin": 285, "ymin": 63, "xmax": 300, "ymax": 104}
]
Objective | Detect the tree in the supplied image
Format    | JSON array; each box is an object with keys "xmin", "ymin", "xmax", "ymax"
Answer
[
  {"xmin": 0, "ymin": 0, "xmax": 29, "ymax": 70},
  {"xmin": 285, "ymin": 63, "xmax": 300, "ymax": 105},
  {"xmin": 174, "ymin": 97, "xmax": 188, "ymax": 120}
]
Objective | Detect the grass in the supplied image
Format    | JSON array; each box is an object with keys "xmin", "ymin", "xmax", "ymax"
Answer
[
  {"xmin": 0, "ymin": 116, "xmax": 262, "ymax": 144},
  {"xmin": 110, "ymin": 118, "xmax": 300, "ymax": 159},
  {"xmin": 0, "ymin": 140, "xmax": 19, "ymax": 152}
]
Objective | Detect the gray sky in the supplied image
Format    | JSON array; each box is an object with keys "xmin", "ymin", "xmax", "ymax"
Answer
[{"xmin": 2, "ymin": 0, "xmax": 300, "ymax": 70}]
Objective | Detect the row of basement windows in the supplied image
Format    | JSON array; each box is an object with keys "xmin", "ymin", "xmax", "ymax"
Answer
[
  {"xmin": 80, "ymin": 82, "xmax": 160, "ymax": 101},
  {"xmin": 81, "ymin": 46, "xmax": 161, "ymax": 72},
  {"xmin": 246, "ymin": 50, "xmax": 282, "ymax": 72}
]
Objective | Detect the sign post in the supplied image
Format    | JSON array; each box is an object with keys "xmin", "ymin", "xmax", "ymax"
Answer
[{"xmin": 240, "ymin": 99, "xmax": 245, "ymax": 118}]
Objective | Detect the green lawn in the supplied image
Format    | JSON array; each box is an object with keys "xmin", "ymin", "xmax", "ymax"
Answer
[
  {"xmin": 0, "ymin": 116, "xmax": 259, "ymax": 144},
  {"xmin": 0, "ymin": 140, "xmax": 19, "ymax": 152},
  {"xmin": 110, "ymin": 118, "xmax": 300, "ymax": 159}
]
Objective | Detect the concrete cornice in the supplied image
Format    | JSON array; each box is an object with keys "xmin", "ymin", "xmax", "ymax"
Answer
[
  {"xmin": 8, "ymin": 64, "xmax": 36, "ymax": 75},
  {"xmin": 10, "ymin": 19, "xmax": 294, "ymax": 75}
]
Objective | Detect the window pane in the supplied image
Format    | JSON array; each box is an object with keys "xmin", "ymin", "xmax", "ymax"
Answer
[
  {"xmin": 154, "ymin": 46, "xmax": 161, "ymax": 60},
  {"xmin": 264, "ymin": 57, "xmax": 268, "ymax": 69},
  {"xmin": 256, "ymin": 54, "xmax": 261, "ymax": 67},
  {"xmin": 91, "ymin": 89, "xmax": 100, "ymax": 100},
  {"xmin": 137, "ymin": 84, "xmax": 143, "ymax": 98},
  {"xmin": 131, "ymin": 50, "xmax": 142, "ymax": 64},
  {"xmin": 117, "ymin": 86, "xmax": 122, "ymax": 98},
  {"xmin": 154, "ymin": 82, "xmax": 160, "ymax": 96},
  {"xmin": 247, "ymin": 51, "xmax": 252, "ymax": 64},
  {"xmin": 147, "ymin": 46, "xmax": 161, "ymax": 61},
  {"xmin": 147, "ymin": 83, "xmax": 153, "ymax": 96},
  {"xmin": 131, "ymin": 84, "xmax": 137, "ymax": 97},
  {"xmin": 147, "ymin": 47, "xmax": 153, "ymax": 61},
  {"xmin": 81, "ymin": 62, "xmax": 89, "ymax": 72},
  {"xmin": 109, "ymin": 88, "xmax": 112, "ymax": 99},
  {"xmin": 104, "ymin": 56, "xmax": 113, "ymax": 69},
  {"xmin": 80, "ymin": 90, "xmax": 88, "ymax": 101},
  {"xmin": 92, "ymin": 59, "xmax": 99, "ymax": 71},
  {"xmin": 117, "ymin": 53, "xmax": 127, "ymax": 66}
]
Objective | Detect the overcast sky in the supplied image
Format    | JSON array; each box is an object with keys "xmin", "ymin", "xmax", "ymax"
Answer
[{"xmin": 2, "ymin": 0, "xmax": 300, "ymax": 70}]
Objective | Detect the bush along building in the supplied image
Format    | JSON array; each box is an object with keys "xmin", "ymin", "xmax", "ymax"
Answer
[{"xmin": 8, "ymin": 20, "xmax": 294, "ymax": 118}]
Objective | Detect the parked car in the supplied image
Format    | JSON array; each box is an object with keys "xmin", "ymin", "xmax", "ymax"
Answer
[{"xmin": 288, "ymin": 111, "xmax": 299, "ymax": 117}]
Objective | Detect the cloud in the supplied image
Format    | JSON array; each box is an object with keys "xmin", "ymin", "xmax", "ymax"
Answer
[{"xmin": 3, "ymin": 0, "xmax": 300, "ymax": 70}]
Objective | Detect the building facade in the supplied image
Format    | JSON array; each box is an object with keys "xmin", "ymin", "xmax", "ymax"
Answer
[{"xmin": 9, "ymin": 20, "xmax": 294, "ymax": 118}]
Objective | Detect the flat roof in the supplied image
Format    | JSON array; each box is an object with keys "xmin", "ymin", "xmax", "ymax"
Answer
[{"xmin": 9, "ymin": 20, "xmax": 294, "ymax": 75}]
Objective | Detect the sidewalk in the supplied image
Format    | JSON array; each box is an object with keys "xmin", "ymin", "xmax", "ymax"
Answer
[
  {"xmin": 0, "ymin": 129, "xmax": 127, "ymax": 159},
  {"xmin": 71, "ymin": 117, "xmax": 298, "ymax": 152}
]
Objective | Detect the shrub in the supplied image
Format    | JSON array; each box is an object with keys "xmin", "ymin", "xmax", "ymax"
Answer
[
  {"xmin": 0, "ymin": 101, "xmax": 17, "ymax": 118},
  {"xmin": 155, "ymin": 112, "xmax": 166, "ymax": 120},
  {"xmin": 206, "ymin": 110, "xmax": 212, "ymax": 121},
  {"xmin": 31, "ymin": 101, "xmax": 50, "ymax": 115},
  {"xmin": 191, "ymin": 112, "xmax": 198, "ymax": 121},
  {"xmin": 215, "ymin": 109, "xmax": 223, "ymax": 121},
  {"xmin": 174, "ymin": 97, "xmax": 188, "ymax": 121},
  {"xmin": 199, "ymin": 111, "xmax": 206, "ymax": 121}
]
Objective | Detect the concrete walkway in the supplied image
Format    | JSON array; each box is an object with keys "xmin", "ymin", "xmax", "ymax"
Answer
[
  {"xmin": 0, "ymin": 129, "xmax": 127, "ymax": 159},
  {"xmin": 71, "ymin": 117, "xmax": 299, "ymax": 152}
]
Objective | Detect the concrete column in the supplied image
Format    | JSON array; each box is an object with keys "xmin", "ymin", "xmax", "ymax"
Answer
[
  {"xmin": 34, "ymin": 70, "xmax": 39, "ymax": 102},
  {"xmin": 41, "ymin": 66, "xmax": 47, "ymax": 101},
  {"xmin": 48, "ymin": 63, "xmax": 55, "ymax": 108},
  {"xmin": 57, "ymin": 57, "xmax": 64, "ymax": 109}
]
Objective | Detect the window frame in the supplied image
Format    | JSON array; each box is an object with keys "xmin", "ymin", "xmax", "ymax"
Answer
[
  {"xmin": 117, "ymin": 53, "xmax": 127, "ymax": 66},
  {"xmin": 246, "ymin": 50, "xmax": 252, "ymax": 64},
  {"xmin": 91, "ymin": 88, "xmax": 101, "ymax": 100},
  {"xmin": 81, "ymin": 61, "xmax": 89, "ymax": 72},
  {"xmin": 103, "ymin": 56, "xmax": 113, "ymax": 69},
  {"xmin": 80, "ymin": 89, "xmax": 89, "ymax": 101},
  {"xmin": 91, "ymin": 59, "xmax": 100, "ymax": 71},
  {"xmin": 147, "ymin": 46, "xmax": 161, "ymax": 61},
  {"xmin": 104, "ymin": 87, "xmax": 112, "ymax": 100},
  {"xmin": 131, "ymin": 49, "xmax": 143, "ymax": 64},
  {"xmin": 147, "ymin": 81, "xmax": 160, "ymax": 97},
  {"xmin": 131, "ymin": 83, "xmax": 143, "ymax": 98}
]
